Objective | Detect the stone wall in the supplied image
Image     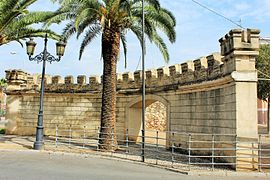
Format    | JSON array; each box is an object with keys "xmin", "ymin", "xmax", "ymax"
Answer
[
  {"xmin": 6, "ymin": 94, "xmax": 102, "ymax": 136},
  {"xmin": 5, "ymin": 29, "xmax": 259, "ymax": 138},
  {"xmin": 4, "ymin": 29, "xmax": 260, "ymax": 170},
  {"xmin": 145, "ymin": 101, "xmax": 166, "ymax": 131}
]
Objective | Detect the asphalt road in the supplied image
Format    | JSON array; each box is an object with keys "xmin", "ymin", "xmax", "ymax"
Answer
[{"xmin": 0, "ymin": 150, "xmax": 268, "ymax": 180}]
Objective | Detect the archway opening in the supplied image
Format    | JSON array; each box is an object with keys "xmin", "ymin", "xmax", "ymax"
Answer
[
  {"xmin": 145, "ymin": 101, "xmax": 167, "ymax": 144},
  {"xmin": 127, "ymin": 96, "xmax": 168, "ymax": 146}
]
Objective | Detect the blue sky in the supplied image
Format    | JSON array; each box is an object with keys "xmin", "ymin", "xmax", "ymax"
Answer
[{"xmin": 1, "ymin": 0, "xmax": 270, "ymax": 78}]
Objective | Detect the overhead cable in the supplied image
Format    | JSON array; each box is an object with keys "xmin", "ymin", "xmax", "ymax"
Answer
[{"xmin": 191, "ymin": 0, "xmax": 245, "ymax": 29}]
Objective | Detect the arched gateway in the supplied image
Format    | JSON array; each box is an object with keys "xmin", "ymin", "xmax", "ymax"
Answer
[
  {"xmin": 126, "ymin": 95, "xmax": 170, "ymax": 143},
  {"xmin": 4, "ymin": 29, "xmax": 261, "ymax": 170}
]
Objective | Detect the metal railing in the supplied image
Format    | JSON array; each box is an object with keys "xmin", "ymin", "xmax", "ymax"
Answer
[
  {"xmin": 0, "ymin": 104, "xmax": 6, "ymax": 117},
  {"xmin": 43, "ymin": 125, "xmax": 270, "ymax": 172}
]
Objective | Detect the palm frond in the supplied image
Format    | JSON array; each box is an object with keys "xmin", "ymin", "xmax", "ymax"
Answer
[
  {"xmin": 0, "ymin": 0, "xmax": 60, "ymax": 46},
  {"xmin": 152, "ymin": 32, "xmax": 169, "ymax": 62},
  {"xmin": 145, "ymin": 8, "xmax": 176, "ymax": 42},
  {"xmin": 79, "ymin": 25, "xmax": 102, "ymax": 60},
  {"xmin": 120, "ymin": 32, "xmax": 128, "ymax": 68},
  {"xmin": 1, "ymin": 28, "xmax": 61, "ymax": 46},
  {"xmin": 133, "ymin": 0, "xmax": 160, "ymax": 10},
  {"xmin": 18, "ymin": 0, "xmax": 37, "ymax": 10},
  {"xmin": 62, "ymin": 21, "xmax": 76, "ymax": 40},
  {"xmin": 130, "ymin": 23, "xmax": 146, "ymax": 55},
  {"xmin": 11, "ymin": 11, "xmax": 56, "ymax": 28},
  {"xmin": 76, "ymin": 19, "xmax": 99, "ymax": 39},
  {"xmin": 48, "ymin": 0, "xmax": 176, "ymax": 63},
  {"xmin": 0, "ymin": 0, "xmax": 19, "ymax": 14}
]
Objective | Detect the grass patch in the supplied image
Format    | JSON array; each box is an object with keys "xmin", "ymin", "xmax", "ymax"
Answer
[{"xmin": 0, "ymin": 128, "xmax": 5, "ymax": 134}]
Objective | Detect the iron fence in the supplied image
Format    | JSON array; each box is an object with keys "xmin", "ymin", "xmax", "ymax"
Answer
[{"xmin": 43, "ymin": 125, "xmax": 270, "ymax": 172}]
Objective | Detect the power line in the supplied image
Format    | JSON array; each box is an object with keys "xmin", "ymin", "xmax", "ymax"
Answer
[
  {"xmin": 260, "ymin": 37, "xmax": 270, "ymax": 45},
  {"xmin": 258, "ymin": 70, "xmax": 270, "ymax": 79},
  {"xmin": 135, "ymin": 55, "xmax": 141, "ymax": 71},
  {"xmin": 191, "ymin": 0, "xmax": 245, "ymax": 29}
]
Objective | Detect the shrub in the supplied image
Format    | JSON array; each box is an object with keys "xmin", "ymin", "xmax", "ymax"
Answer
[{"xmin": 0, "ymin": 128, "xmax": 5, "ymax": 134}]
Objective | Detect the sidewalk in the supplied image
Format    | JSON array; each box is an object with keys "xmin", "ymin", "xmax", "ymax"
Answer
[
  {"xmin": 0, "ymin": 135, "xmax": 34, "ymax": 150},
  {"xmin": 1, "ymin": 134, "xmax": 270, "ymax": 177}
]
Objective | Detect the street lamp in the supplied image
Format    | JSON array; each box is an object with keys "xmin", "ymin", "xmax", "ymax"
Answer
[
  {"xmin": 26, "ymin": 34, "xmax": 66, "ymax": 150},
  {"xmin": 141, "ymin": 0, "xmax": 146, "ymax": 162}
]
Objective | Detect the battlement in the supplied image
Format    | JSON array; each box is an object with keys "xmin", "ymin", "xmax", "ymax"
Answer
[
  {"xmin": 219, "ymin": 29, "xmax": 260, "ymax": 56},
  {"xmin": 219, "ymin": 29, "xmax": 260, "ymax": 73},
  {"xmin": 5, "ymin": 29, "xmax": 260, "ymax": 93},
  {"xmin": 5, "ymin": 53, "xmax": 224, "ymax": 93}
]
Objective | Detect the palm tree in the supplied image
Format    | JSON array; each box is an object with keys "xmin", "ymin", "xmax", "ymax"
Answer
[
  {"xmin": 48, "ymin": 0, "xmax": 176, "ymax": 150},
  {"xmin": 0, "ymin": 0, "xmax": 60, "ymax": 46}
]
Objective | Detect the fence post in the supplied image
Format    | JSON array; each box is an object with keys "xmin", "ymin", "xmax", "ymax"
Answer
[
  {"xmin": 212, "ymin": 134, "xmax": 215, "ymax": 171},
  {"xmin": 258, "ymin": 134, "xmax": 262, "ymax": 172},
  {"xmin": 83, "ymin": 126, "xmax": 86, "ymax": 149},
  {"xmin": 97, "ymin": 127, "xmax": 100, "ymax": 151},
  {"xmin": 111, "ymin": 128, "xmax": 114, "ymax": 156},
  {"xmin": 125, "ymin": 128, "xmax": 129, "ymax": 155},
  {"xmin": 235, "ymin": 135, "xmax": 238, "ymax": 169},
  {"xmin": 55, "ymin": 125, "xmax": 58, "ymax": 148},
  {"xmin": 171, "ymin": 132, "xmax": 174, "ymax": 168},
  {"xmin": 252, "ymin": 142, "xmax": 255, "ymax": 169},
  {"xmin": 156, "ymin": 130, "xmax": 159, "ymax": 165},
  {"xmin": 188, "ymin": 133, "xmax": 191, "ymax": 171},
  {"xmin": 69, "ymin": 125, "xmax": 72, "ymax": 148}
]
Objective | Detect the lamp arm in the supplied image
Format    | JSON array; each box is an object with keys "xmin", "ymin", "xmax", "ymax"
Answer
[{"xmin": 29, "ymin": 52, "xmax": 61, "ymax": 64}]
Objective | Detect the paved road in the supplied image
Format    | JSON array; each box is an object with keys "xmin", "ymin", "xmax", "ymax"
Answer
[{"xmin": 0, "ymin": 150, "xmax": 268, "ymax": 180}]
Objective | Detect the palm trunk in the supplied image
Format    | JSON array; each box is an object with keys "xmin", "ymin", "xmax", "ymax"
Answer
[{"xmin": 99, "ymin": 27, "xmax": 120, "ymax": 150}]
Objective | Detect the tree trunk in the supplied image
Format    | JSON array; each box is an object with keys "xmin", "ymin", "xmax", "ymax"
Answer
[{"xmin": 99, "ymin": 27, "xmax": 120, "ymax": 150}]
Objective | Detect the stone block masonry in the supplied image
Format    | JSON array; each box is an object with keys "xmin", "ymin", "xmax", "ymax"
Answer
[{"xmin": 4, "ymin": 29, "xmax": 260, "ymax": 170}]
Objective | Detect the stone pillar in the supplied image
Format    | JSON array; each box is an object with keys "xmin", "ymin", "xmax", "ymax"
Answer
[
  {"xmin": 65, "ymin": 76, "xmax": 74, "ymax": 84},
  {"xmin": 52, "ymin": 76, "xmax": 62, "ymax": 84},
  {"xmin": 89, "ymin": 76, "xmax": 101, "ymax": 85},
  {"xmin": 219, "ymin": 29, "xmax": 260, "ymax": 171},
  {"xmin": 134, "ymin": 70, "xmax": 142, "ymax": 83},
  {"xmin": 77, "ymin": 75, "xmax": 86, "ymax": 85},
  {"xmin": 122, "ymin": 72, "xmax": 134, "ymax": 82},
  {"xmin": 180, "ymin": 61, "xmax": 195, "ymax": 82}
]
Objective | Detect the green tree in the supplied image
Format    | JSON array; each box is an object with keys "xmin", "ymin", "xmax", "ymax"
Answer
[
  {"xmin": 0, "ymin": 78, "xmax": 6, "ymax": 87},
  {"xmin": 48, "ymin": 0, "xmax": 176, "ymax": 150},
  {"xmin": 256, "ymin": 44, "xmax": 270, "ymax": 133},
  {"xmin": 0, "ymin": 0, "xmax": 60, "ymax": 46}
]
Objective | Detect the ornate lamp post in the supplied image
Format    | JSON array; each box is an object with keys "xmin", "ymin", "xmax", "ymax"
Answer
[
  {"xmin": 141, "ymin": 0, "xmax": 146, "ymax": 162},
  {"xmin": 26, "ymin": 34, "xmax": 66, "ymax": 150}
]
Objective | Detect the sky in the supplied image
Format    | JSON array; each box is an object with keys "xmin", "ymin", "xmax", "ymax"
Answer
[{"xmin": 1, "ymin": 0, "xmax": 270, "ymax": 79}]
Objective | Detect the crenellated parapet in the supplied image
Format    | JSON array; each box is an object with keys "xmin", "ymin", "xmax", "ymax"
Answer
[
  {"xmin": 219, "ymin": 28, "xmax": 260, "ymax": 74},
  {"xmin": 219, "ymin": 29, "xmax": 260, "ymax": 56},
  {"xmin": 5, "ymin": 53, "xmax": 224, "ymax": 93},
  {"xmin": 5, "ymin": 28, "xmax": 260, "ymax": 94}
]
